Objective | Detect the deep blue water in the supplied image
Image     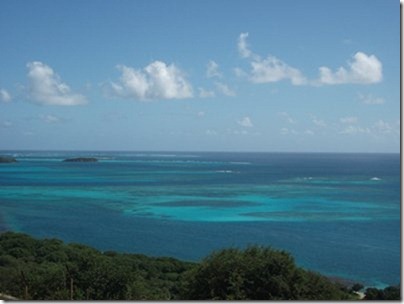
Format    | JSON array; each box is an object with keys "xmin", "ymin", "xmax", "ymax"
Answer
[{"xmin": 0, "ymin": 151, "xmax": 400, "ymax": 288}]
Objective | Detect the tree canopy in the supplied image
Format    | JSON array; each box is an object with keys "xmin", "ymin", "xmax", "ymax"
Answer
[{"xmin": 0, "ymin": 232, "xmax": 399, "ymax": 300}]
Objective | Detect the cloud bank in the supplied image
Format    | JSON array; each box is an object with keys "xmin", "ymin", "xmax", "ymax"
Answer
[
  {"xmin": 110, "ymin": 61, "xmax": 193, "ymax": 100},
  {"xmin": 27, "ymin": 61, "xmax": 87, "ymax": 106}
]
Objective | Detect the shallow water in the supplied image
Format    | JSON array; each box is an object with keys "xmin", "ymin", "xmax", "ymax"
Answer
[{"xmin": 0, "ymin": 151, "xmax": 400, "ymax": 287}]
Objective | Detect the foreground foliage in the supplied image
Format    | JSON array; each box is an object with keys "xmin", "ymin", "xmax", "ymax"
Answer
[
  {"xmin": 0, "ymin": 232, "xmax": 398, "ymax": 300},
  {"xmin": 364, "ymin": 286, "xmax": 401, "ymax": 300},
  {"xmin": 0, "ymin": 232, "xmax": 192, "ymax": 300},
  {"xmin": 181, "ymin": 246, "xmax": 354, "ymax": 300}
]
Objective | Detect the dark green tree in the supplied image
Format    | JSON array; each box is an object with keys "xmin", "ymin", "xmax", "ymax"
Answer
[{"xmin": 181, "ymin": 246, "xmax": 353, "ymax": 300}]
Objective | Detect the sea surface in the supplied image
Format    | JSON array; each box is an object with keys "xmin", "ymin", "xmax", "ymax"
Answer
[{"xmin": 0, "ymin": 151, "xmax": 400, "ymax": 288}]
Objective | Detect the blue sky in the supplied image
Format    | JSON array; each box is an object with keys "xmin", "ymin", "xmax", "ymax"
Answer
[{"xmin": 0, "ymin": 0, "xmax": 400, "ymax": 152}]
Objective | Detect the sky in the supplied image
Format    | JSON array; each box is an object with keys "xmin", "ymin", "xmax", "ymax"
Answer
[{"xmin": 0, "ymin": 0, "xmax": 400, "ymax": 152}]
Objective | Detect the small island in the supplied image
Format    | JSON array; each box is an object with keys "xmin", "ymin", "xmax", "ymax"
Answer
[
  {"xmin": 0, "ymin": 156, "xmax": 17, "ymax": 163},
  {"xmin": 63, "ymin": 157, "xmax": 98, "ymax": 162}
]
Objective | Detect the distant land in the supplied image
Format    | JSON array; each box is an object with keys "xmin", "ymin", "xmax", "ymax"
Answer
[
  {"xmin": 0, "ymin": 156, "xmax": 17, "ymax": 163},
  {"xmin": 63, "ymin": 157, "xmax": 98, "ymax": 162}
]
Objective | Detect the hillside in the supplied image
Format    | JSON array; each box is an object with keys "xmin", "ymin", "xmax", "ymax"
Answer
[{"xmin": 0, "ymin": 232, "xmax": 398, "ymax": 300}]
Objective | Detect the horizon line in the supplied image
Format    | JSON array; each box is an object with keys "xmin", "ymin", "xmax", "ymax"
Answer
[{"xmin": 0, "ymin": 149, "xmax": 399, "ymax": 155}]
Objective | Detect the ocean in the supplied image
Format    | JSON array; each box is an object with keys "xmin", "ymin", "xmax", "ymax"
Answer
[{"xmin": 0, "ymin": 151, "xmax": 400, "ymax": 288}]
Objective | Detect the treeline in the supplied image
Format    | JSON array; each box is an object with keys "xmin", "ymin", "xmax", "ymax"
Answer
[{"xmin": 0, "ymin": 232, "xmax": 399, "ymax": 300}]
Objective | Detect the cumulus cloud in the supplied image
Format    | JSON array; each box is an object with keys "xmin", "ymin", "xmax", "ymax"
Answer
[
  {"xmin": 340, "ymin": 116, "xmax": 358, "ymax": 124},
  {"xmin": 339, "ymin": 120, "xmax": 397, "ymax": 136},
  {"xmin": 373, "ymin": 120, "xmax": 392, "ymax": 134},
  {"xmin": 205, "ymin": 129, "xmax": 217, "ymax": 136},
  {"xmin": 27, "ymin": 61, "xmax": 87, "ymax": 106},
  {"xmin": 198, "ymin": 87, "xmax": 215, "ymax": 98},
  {"xmin": 238, "ymin": 32, "xmax": 254, "ymax": 59},
  {"xmin": 317, "ymin": 52, "xmax": 382, "ymax": 85},
  {"xmin": 215, "ymin": 82, "xmax": 236, "ymax": 96},
  {"xmin": 310, "ymin": 115, "xmax": 327, "ymax": 127},
  {"xmin": 0, "ymin": 89, "xmax": 11, "ymax": 102},
  {"xmin": 237, "ymin": 33, "xmax": 383, "ymax": 87},
  {"xmin": 339, "ymin": 125, "xmax": 370, "ymax": 135},
  {"xmin": 358, "ymin": 93, "xmax": 385, "ymax": 105},
  {"xmin": 233, "ymin": 67, "xmax": 248, "ymax": 78},
  {"xmin": 1, "ymin": 120, "xmax": 12, "ymax": 128},
  {"xmin": 39, "ymin": 114, "xmax": 62, "ymax": 124},
  {"xmin": 280, "ymin": 127, "xmax": 298, "ymax": 135},
  {"xmin": 236, "ymin": 33, "xmax": 307, "ymax": 85},
  {"xmin": 278, "ymin": 112, "xmax": 297, "ymax": 124},
  {"xmin": 206, "ymin": 60, "xmax": 222, "ymax": 78},
  {"xmin": 110, "ymin": 61, "xmax": 193, "ymax": 100},
  {"xmin": 237, "ymin": 116, "xmax": 253, "ymax": 128},
  {"xmin": 250, "ymin": 56, "xmax": 307, "ymax": 85}
]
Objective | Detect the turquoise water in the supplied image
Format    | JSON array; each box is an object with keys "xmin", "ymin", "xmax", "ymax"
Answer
[{"xmin": 0, "ymin": 151, "xmax": 400, "ymax": 287}]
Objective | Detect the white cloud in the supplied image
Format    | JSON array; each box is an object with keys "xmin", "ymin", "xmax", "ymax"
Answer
[
  {"xmin": 111, "ymin": 61, "xmax": 193, "ymax": 100},
  {"xmin": 39, "ymin": 114, "xmax": 61, "ymax": 124},
  {"xmin": 373, "ymin": 120, "xmax": 392, "ymax": 134},
  {"xmin": 280, "ymin": 127, "xmax": 298, "ymax": 135},
  {"xmin": 250, "ymin": 56, "xmax": 307, "ymax": 85},
  {"xmin": 233, "ymin": 67, "xmax": 248, "ymax": 78},
  {"xmin": 304, "ymin": 129, "xmax": 314, "ymax": 136},
  {"xmin": 215, "ymin": 82, "xmax": 236, "ymax": 96},
  {"xmin": 278, "ymin": 112, "xmax": 297, "ymax": 124},
  {"xmin": 237, "ymin": 33, "xmax": 306, "ymax": 85},
  {"xmin": 310, "ymin": 115, "xmax": 327, "ymax": 127},
  {"xmin": 238, "ymin": 32, "xmax": 253, "ymax": 59},
  {"xmin": 317, "ymin": 52, "xmax": 382, "ymax": 85},
  {"xmin": 340, "ymin": 116, "xmax": 358, "ymax": 124},
  {"xmin": 0, "ymin": 89, "xmax": 11, "ymax": 102},
  {"xmin": 205, "ymin": 129, "xmax": 217, "ymax": 136},
  {"xmin": 27, "ymin": 61, "xmax": 87, "ymax": 106},
  {"xmin": 237, "ymin": 116, "xmax": 253, "ymax": 128},
  {"xmin": 358, "ymin": 93, "xmax": 385, "ymax": 105},
  {"xmin": 232, "ymin": 129, "xmax": 248, "ymax": 135},
  {"xmin": 1, "ymin": 120, "xmax": 12, "ymax": 128},
  {"xmin": 342, "ymin": 38, "xmax": 353, "ymax": 45},
  {"xmin": 206, "ymin": 60, "xmax": 222, "ymax": 78},
  {"xmin": 339, "ymin": 125, "xmax": 370, "ymax": 135},
  {"xmin": 237, "ymin": 33, "xmax": 383, "ymax": 87},
  {"xmin": 338, "ymin": 120, "xmax": 397, "ymax": 136},
  {"xmin": 197, "ymin": 111, "xmax": 205, "ymax": 117},
  {"xmin": 198, "ymin": 87, "xmax": 215, "ymax": 98}
]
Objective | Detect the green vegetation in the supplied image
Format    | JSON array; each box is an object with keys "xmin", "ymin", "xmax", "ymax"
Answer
[
  {"xmin": 180, "ymin": 246, "xmax": 355, "ymax": 300},
  {"xmin": 0, "ymin": 232, "xmax": 399, "ymax": 300},
  {"xmin": 364, "ymin": 286, "xmax": 401, "ymax": 300},
  {"xmin": 0, "ymin": 232, "xmax": 192, "ymax": 300}
]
